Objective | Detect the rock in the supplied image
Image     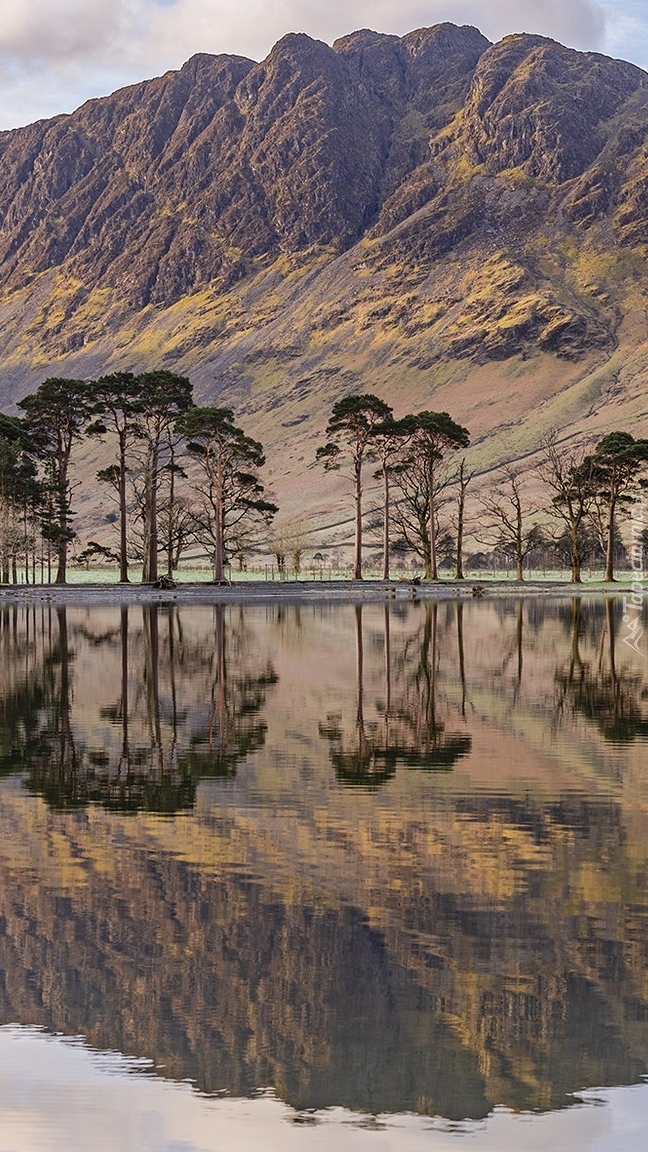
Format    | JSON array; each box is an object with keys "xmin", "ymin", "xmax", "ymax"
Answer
[{"xmin": 153, "ymin": 575, "xmax": 177, "ymax": 589}]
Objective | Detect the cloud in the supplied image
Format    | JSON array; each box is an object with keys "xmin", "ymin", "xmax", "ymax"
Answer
[
  {"xmin": 0, "ymin": 0, "xmax": 623, "ymax": 130},
  {"xmin": 0, "ymin": 0, "xmax": 140, "ymax": 63},
  {"xmin": 130, "ymin": 1, "xmax": 611, "ymax": 65}
]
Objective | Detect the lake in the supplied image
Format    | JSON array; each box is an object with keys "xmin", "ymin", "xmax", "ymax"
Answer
[{"xmin": 0, "ymin": 595, "xmax": 647, "ymax": 1151}]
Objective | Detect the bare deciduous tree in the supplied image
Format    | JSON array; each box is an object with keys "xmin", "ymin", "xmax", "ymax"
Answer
[
  {"xmin": 537, "ymin": 433, "xmax": 595, "ymax": 583},
  {"xmin": 477, "ymin": 465, "xmax": 542, "ymax": 581}
]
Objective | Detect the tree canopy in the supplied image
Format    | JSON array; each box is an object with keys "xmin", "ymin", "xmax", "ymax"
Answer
[
  {"xmin": 316, "ymin": 394, "xmax": 393, "ymax": 579},
  {"xmin": 180, "ymin": 406, "xmax": 277, "ymax": 582},
  {"xmin": 18, "ymin": 377, "xmax": 92, "ymax": 584},
  {"xmin": 583, "ymin": 432, "xmax": 648, "ymax": 581}
]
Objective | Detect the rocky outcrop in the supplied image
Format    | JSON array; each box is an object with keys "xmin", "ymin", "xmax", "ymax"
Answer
[
  {"xmin": 0, "ymin": 24, "xmax": 489, "ymax": 309},
  {"xmin": 1, "ymin": 22, "xmax": 648, "ymax": 399}
]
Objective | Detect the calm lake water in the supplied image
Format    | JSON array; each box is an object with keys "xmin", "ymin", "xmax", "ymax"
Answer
[{"xmin": 0, "ymin": 596, "xmax": 647, "ymax": 1151}]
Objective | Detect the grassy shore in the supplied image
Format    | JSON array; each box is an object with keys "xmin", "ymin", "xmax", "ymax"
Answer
[{"xmin": 0, "ymin": 575, "xmax": 644, "ymax": 606}]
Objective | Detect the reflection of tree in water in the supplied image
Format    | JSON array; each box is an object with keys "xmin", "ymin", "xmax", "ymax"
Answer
[
  {"xmin": 386, "ymin": 603, "xmax": 472, "ymax": 767},
  {"xmin": 4, "ymin": 600, "xmax": 648, "ymax": 1120},
  {"xmin": 555, "ymin": 598, "xmax": 648, "ymax": 743},
  {"xmin": 9, "ymin": 605, "xmax": 277, "ymax": 812},
  {"xmin": 0, "ymin": 606, "xmax": 50, "ymax": 776},
  {"xmin": 186, "ymin": 604, "xmax": 278, "ymax": 777},
  {"xmin": 320, "ymin": 603, "xmax": 471, "ymax": 786},
  {"xmin": 319, "ymin": 606, "xmax": 395, "ymax": 787}
]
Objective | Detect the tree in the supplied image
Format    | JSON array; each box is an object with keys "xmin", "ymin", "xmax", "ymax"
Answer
[
  {"xmin": 452, "ymin": 457, "xmax": 474, "ymax": 580},
  {"xmin": 286, "ymin": 516, "xmax": 308, "ymax": 576},
  {"xmin": 180, "ymin": 406, "xmax": 277, "ymax": 582},
  {"xmin": 268, "ymin": 516, "xmax": 308, "ymax": 578},
  {"xmin": 538, "ymin": 433, "xmax": 595, "ymax": 583},
  {"xmin": 371, "ymin": 418, "xmax": 412, "ymax": 580},
  {"xmin": 87, "ymin": 371, "xmax": 143, "ymax": 583},
  {"xmin": 0, "ymin": 415, "xmax": 41, "ymax": 584},
  {"xmin": 18, "ymin": 377, "xmax": 91, "ymax": 584},
  {"xmin": 392, "ymin": 453, "xmax": 447, "ymax": 577},
  {"xmin": 316, "ymin": 394, "xmax": 392, "ymax": 579},
  {"xmin": 584, "ymin": 432, "xmax": 648, "ymax": 581},
  {"xmin": 160, "ymin": 492, "xmax": 196, "ymax": 575},
  {"xmin": 134, "ymin": 371, "xmax": 193, "ymax": 584},
  {"xmin": 398, "ymin": 411, "xmax": 470, "ymax": 580},
  {"xmin": 478, "ymin": 466, "xmax": 539, "ymax": 581},
  {"xmin": 0, "ymin": 426, "xmax": 21, "ymax": 583},
  {"xmin": 158, "ymin": 426, "xmax": 192, "ymax": 577},
  {"xmin": 268, "ymin": 523, "xmax": 288, "ymax": 577}
]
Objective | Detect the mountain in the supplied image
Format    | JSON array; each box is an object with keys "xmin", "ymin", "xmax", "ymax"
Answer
[{"xmin": 1, "ymin": 23, "xmax": 648, "ymax": 530}]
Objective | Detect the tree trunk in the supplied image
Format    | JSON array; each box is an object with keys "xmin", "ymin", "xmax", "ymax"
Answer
[
  {"xmin": 428, "ymin": 458, "xmax": 437, "ymax": 580},
  {"xmin": 382, "ymin": 467, "xmax": 390, "ymax": 580},
  {"xmin": 148, "ymin": 441, "xmax": 159, "ymax": 584},
  {"xmin": 54, "ymin": 517, "xmax": 67, "ymax": 583},
  {"xmin": 166, "ymin": 451, "xmax": 175, "ymax": 579},
  {"xmin": 214, "ymin": 456, "xmax": 225, "ymax": 581},
  {"xmin": 141, "ymin": 458, "xmax": 152, "ymax": 583},
  {"xmin": 570, "ymin": 531, "xmax": 581, "ymax": 582},
  {"xmin": 118, "ymin": 431, "xmax": 130, "ymax": 583},
  {"xmin": 604, "ymin": 494, "xmax": 616, "ymax": 582},
  {"xmin": 455, "ymin": 487, "xmax": 464, "ymax": 580},
  {"xmin": 516, "ymin": 497, "xmax": 524, "ymax": 581},
  {"xmin": 214, "ymin": 495, "xmax": 225, "ymax": 582},
  {"xmin": 423, "ymin": 536, "xmax": 432, "ymax": 580},
  {"xmin": 54, "ymin": 448, "xmax": 70, "ymax": 585},
  {"xmin": 54, "ymin": 480, "xmax": 67, "ymax": 584},
  {"xmin": 354, "ymin": 458, "xmax": 363, "ymax": 580}
]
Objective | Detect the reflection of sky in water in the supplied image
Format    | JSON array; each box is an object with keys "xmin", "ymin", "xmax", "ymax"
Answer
[{"xmin": 1, "ymin": 1026, "xmax": 647, "ymax": 1152}]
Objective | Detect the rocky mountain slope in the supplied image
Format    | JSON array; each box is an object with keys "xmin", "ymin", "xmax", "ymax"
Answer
[{"xmin": 1, "ymin": 22, "xmax": 648, "ymax": 529}]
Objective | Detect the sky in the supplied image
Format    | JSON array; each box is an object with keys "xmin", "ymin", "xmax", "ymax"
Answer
[{"xmin": 0, "ymin": 0, "xmax": 647, "ymax": 130}]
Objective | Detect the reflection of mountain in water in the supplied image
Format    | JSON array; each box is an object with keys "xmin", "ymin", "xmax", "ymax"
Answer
[
  {"xmin": 0, "ymin": 788, "xmax": 646, "ymax": 1119},
  {"xmin": 0, "ymin": 604, "xmax": 278, "ymax": 812},
  {"xmin": 0, "ymin": 597, "xmax": 648, "ymax": 1120},
  {"xmin": 0, "ymin": 853, "xmax": 487, "ymax": 1118}
]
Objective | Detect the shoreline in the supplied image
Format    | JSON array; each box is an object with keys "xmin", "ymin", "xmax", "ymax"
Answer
[{"xmin": 0, "ymin": 577, "xmax": 643, "ymax": 607}]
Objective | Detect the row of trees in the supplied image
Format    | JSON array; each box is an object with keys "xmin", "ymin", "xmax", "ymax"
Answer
[
  {"xmin": 316, "ymin": 394, "xmax": 648, "ymax": 583},
  {"xmin": 1, "ymin": 372, "xmax": 276, "ymax": 584},
  {"xmin": 1, "ymin": 375, "xmax": 647, "ymax": 584},
  {"xmin": 316, "ymin": 395, "xmax": 470, "ymax": 580}
]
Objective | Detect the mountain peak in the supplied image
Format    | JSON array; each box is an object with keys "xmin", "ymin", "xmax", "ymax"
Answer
[{"xmin": 1, "ymin": 21, "xmax": 647, "ymax": 510}]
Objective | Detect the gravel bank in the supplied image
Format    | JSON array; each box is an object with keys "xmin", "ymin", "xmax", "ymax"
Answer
[{"xmin": 0, "ymin": 578, "xmax": 641, "ymax": 607}]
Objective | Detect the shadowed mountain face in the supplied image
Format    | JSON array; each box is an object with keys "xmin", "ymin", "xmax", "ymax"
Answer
[
  {"xmin": 1, "ymin": 23, "xmax": 648, "ymax": 520},
  {"xmin": 0, "ymin": 26, "xmax": 489, "ymax": 308}
]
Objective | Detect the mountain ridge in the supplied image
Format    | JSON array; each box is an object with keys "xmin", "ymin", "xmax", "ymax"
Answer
[{"xmin": 0, "ymin": 22, "xmax": 648, "ymax": 532}]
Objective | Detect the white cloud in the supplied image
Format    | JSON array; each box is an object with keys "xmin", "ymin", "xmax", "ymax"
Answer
[
  {"xmin": 599, "ymin": 0, "xmax": 648, "ymax": 63},
  {"xmin": 0, "ymin": 0, "xmax": 635, "ymax": 131},
  {"xmin": 123, "ymin": 1, "xmax": 611, "ymax": 66},
  {"xmin": 0, "ymin": 0, "xmax": 140, "ymax": 62}
]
